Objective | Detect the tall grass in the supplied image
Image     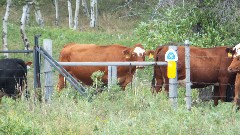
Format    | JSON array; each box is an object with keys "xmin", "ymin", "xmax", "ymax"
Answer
[{"xmin": 1, "ymin": 84, "xmax": 240, "ymax": 135}]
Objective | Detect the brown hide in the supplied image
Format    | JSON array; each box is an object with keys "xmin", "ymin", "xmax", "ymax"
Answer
[
  {"xmin": 57, "ymin": 43, "xmax": 152, "ymax": 91},
  {"xmin": 228, "ymin": 56, "xmax": 240, "ymax": 107},
  {"xmin": 153, "ymin": 45, "xmax": 235, "ymax": 105},
  {"xmin": 234, "ymin": 74, "xmax": 240, "ymax": 107}
]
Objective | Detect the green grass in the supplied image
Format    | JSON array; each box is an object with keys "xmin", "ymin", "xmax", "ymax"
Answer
[{"xmin": 1, "ymin": 85, "xmax": 240, "ymax": 135}]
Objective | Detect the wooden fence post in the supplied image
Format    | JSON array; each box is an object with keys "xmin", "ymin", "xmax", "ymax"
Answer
[{"xmin": 43, "ymin": 39, "xmax": 53, "ymax": 103}]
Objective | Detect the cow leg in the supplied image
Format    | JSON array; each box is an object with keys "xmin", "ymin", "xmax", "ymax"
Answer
[
  {"xmin": 213, "ymin": 86, "xmax": 219, "ymax": 106},
  {"xmin": 219, "ymin": 81, "xmax": 227, "ymax": 103},
  {"xmin": 152, "ymin": 66, "xmax": 164, "ymax": 93},
  {"xmin": 119, "ymin": 74, "xmax": 134, "ymax": 90},
  {"xmin": 234, "ymin": 74, "xmax": 240, "ymax": 109},
  {"xmin": 57, "ymin": 73, "xmax": 65, "ymax": 91}
]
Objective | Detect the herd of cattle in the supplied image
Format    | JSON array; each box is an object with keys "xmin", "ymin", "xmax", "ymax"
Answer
[{"xmin": 1, "ymin": 42, "xmax": 240, "ymax": 109}]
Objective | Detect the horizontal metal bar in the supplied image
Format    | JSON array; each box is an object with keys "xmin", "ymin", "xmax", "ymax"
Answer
[
  {"xmin": 58, "ymin": 62, "xmax": 168, "ymax": 66},
  {"xmin": 0, "ymin": 50, "xmax": 33, "ymax": 53}
]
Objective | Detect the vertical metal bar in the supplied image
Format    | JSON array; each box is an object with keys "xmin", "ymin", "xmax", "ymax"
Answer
[
  {"xmin": 108, "ymin": 66, "xmax": 117, "ymax": 89},
  {"xmin": 34, "ymin": 34, "xmax": 42, "ymax": 102},
  {"xmin": 185, "ymin": 40, "xmax": 191, "ymax": 110},
  {"xmin": 169, "ymin": 45, "xmax": 178, "ymax": 109},
  {"xmin": 34, "ymin": 34, "xmax": 41, "ymax": 88},
  {"xmin": 112, "ymin": 66, "xmax": 117, "ymax": 84},
  {"xmin": 108, "ymin": 66, "xmax": 112, "ymax": 88},
  {"xmin": 43, "ymin": 39, "xmax": 53, "ymax": 103}
]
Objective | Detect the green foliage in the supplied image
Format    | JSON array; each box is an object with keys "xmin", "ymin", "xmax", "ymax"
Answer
[
  {"xmin": 91, "ymin": 70, "xmax": 105, "ymax": 89},
  {"xmin": 135, "ymin": 2, "xmax": 240, "ymax": 49},
  {"xmin": 0, "ymin": 98, "xmax": 40, "ymax": 134}
]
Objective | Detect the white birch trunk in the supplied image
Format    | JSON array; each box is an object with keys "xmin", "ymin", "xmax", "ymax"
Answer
[
  {"xmin": 90, "ymin": 0, "xmax": 97, "ymax": 27},
  {"xmin": 2, "ymin": 0, "xmax": 12, "ymax": 58},
  {"xmin": 82, "ymin": 0, "xmax": 89, "ymax": 18},
  {"xmin": 33, "ymin": 0, "xmax": 44, "ymax": 28},
  {"xmin": 68, "ymin": 0, "xmax": 73, "ymax": 29},
  {"xmin": 73, "ymin": 0, "xmax": 80, "ymax": 30},
  {"xmin": 26, "ymin": 4, "xmax": 31, "ymax": 25},
  {"xmin": 54, "ymin": 0, "xmax": 59, "ymax": 26},
  {"xmin": 20, "ymin": 4, "xmax": 30, "ymax": 50}
]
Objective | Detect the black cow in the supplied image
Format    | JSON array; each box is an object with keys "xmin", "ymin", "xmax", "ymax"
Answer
[{"xmin": 0, "ymin": 58, "xmax": 32, "ymax": 100}]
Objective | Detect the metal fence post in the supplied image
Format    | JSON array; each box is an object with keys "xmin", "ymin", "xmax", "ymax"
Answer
[
  {"xmin": 185, "ymin": 40, "xmax": 191, "ymax": 110},
  {"xmin": 43, "ymin": 39, "xmax": 53, "ymax": 103},
  {"xmin": 34, "ymin": 34, "xmax": 42, "ymax": 102},
  {"xmin": 168, "ymin": 46, "xmax": 178, "ymax": 109},
  {"xmin": 108, "ymin": 66, "xmax": 117, "ymax": 90}
]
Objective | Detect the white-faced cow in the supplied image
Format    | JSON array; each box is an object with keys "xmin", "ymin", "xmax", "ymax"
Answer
[
  {"xmin": 152, "ymin": 44, "xmax": 236, "ymax": 106},
  {"xmin": 0, "ymin": 58, "xmax": 32, "ymax": 101},
  {"xmin": 57, "ymin": 43, "xmax": 154, "ymax": 91},
  {"xmin": 227, "ymin": 43, "xmax": 240, "ymax": 108}
]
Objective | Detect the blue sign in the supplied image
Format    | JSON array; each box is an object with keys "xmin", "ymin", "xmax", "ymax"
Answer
[
  {"xmin": 167, "ymin": 52, "xmax": 175, "ymax": 60},
  {"xmin": 165, "ymin": 48, "xmax": 178, "ymax": 61}
]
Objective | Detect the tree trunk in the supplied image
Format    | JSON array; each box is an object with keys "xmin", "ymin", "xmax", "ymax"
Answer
[
  {"xmin": 82, "ymin": 0, "xmax": 89, "ymax": 18},
  {"xmin": 73, "ymin": 0, "xmax": 80, "ymax": 30},
  {"xmin": 68, "ymin": 0, "xmax": 73, "ymax": 29},
  {"xmin": 54, "ymin": 0, "xmax": 59, "ymax": 26},
  {"xmin": 20, "ymin": 4, "xmax": 30, "ymax": 50},
  {"xmin": 33, "ymin": 0, "xmax": 44, "ymax": 28},
  {"xmin": 2, "ymin": 0, "xmax": 12, "ymax": 58},
  {"xmin": 90, "ymin": 0, "xmax": 97, "ymax": 27},
  {"xmin": 26, "ymin": 4, "xmax": 31, "ymax": 25}
]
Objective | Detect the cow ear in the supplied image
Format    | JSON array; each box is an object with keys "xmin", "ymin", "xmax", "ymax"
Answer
[
  {"xmin": 123, "ymin": 49, "xmax": 131, "ymax": 58},
  {"xmin": 25, "ymin": 62, "xmax": 32, "ymax": 69},
  {"xmin": 225, "ymin": 48, "xmax": 230, "ymax": 53},
  {"xmin": 25, "ymin": 62, "xmax": 32, "ymax": 66},
  {"xmin": 145, "ymin": 50, "xmax": 155, "ymax": 58}
]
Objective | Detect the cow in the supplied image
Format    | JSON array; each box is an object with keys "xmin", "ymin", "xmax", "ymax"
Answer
[
  {"xmin": 227, "ymin": 43, "xmax": 240, "ymax": 109},
  {"xmin": 152, "ymin": 44, "xmax": 236, "ymax": 106},
  {"xmin": 57, "ymin": 43, "xmax": 154, "ymax": 91},
  {"xmin": 0, "ymin": 58, "xmax": 32, "ymax": 101}
]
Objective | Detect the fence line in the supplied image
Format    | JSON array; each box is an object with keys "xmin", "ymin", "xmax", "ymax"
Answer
[{"xmin": 58, "ymin": 61, "xmax": 167, "ymax": 66}]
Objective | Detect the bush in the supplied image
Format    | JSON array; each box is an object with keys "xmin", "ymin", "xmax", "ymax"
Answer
[{"xmin": 135, "ymin": 2, "xmax": 240, "ymax": 49}]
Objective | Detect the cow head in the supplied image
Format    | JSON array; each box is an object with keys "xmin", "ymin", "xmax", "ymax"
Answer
[
  {"xmin": 228, "ymin": 55, "xmax": 240, "ymax": 73},
  {"xmin": 225, "ymin": 43, "xmax": 240, "ymax": 58},
  {"xmin": 123, "ymin": 43, "xmax": 154, "ymax": 68}
]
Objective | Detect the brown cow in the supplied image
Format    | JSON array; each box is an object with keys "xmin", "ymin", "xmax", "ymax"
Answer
[
  {"xmin": 227, "ymin": 53, "xmax": 240, "ymax": 108},
  {"xmin": 152, "ymin": 44, "xmax": 236, "ymax": 105},
  {"xmin": 57, "ymin": 43, "xmax": 154, "ymax": 91}
]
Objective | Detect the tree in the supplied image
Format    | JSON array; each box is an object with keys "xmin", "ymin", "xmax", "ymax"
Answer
[
  {"xmin": 73, "ymin": 0, "xmax": 80, "ymax": 30},
  {"xmin": 54, "ymin": 0, "xmax": 59, "ymax": 26},
  {"xmin": 20, "ymin": 3, "xmax": 30, "ymax": 50},
  {"xmin": 33, "ymin": 0, "xmax": 44, "ymax": 28},
  {"xmin": 90, "ymin": 0, "xmax": 97, "ymax": 27},
  {"xmin": 2, "ymin": 0, "xmax": 11, "ymax": 58},
  {"xmin": 82, "ymin": 0, "xmax": 89, "ymax": 18},
  {"xmin": 68, "ymin": 0, "xmax": 73, "ymax": 29}
]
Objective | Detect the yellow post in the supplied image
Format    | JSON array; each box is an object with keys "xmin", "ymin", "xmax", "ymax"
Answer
[{"xmin": 167, "ymin": 61, "xmax": 177, "ymax": 78}]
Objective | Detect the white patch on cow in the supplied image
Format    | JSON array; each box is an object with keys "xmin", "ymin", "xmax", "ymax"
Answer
[
  {"xmin": 233, "ymin": 43, "xmax": 240, "ymax": 57},
  {"xmin": 27, "ymin": 65, "xmax": 31, "ymax": 69},
  {"xmin": 133, "ymin": 47, "xmax": 145, "ymax": 56}
]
